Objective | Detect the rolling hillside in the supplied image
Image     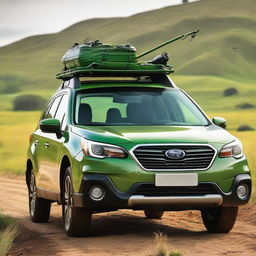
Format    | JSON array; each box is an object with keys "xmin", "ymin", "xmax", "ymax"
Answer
[
  {"xmin": 0, "ymin": 0, "xmax": 256, "ymax": 111},
  {"xmin": 0, "ymin": 0, "xmax": 255, "ymax": 180}
]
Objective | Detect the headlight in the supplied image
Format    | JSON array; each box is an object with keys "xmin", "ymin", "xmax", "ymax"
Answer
[
  {"xmin": 219, "ymin": 140, "xmax": 244, "ymax": 159},
  {"xmin": 81, "ymin": 138, "xmax": 127, "ymax": 159}
]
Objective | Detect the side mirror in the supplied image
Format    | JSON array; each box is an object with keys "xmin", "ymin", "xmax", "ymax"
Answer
[
  {"xmin": 212, "ymin": 116, "xmax": 227, "ymax": 129},
  {"xmin": 39, "ymin": 118, "xmax": 62, "ymax": 137}
]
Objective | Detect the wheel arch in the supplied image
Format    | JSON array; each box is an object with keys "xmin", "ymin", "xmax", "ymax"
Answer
[
  {"xmin": 59, "ymin": 155, "xmax": 71, "ymax": 194},
  {"xmin": 26, "ymin": 159, "xmax": 33, "ymax": 187}
]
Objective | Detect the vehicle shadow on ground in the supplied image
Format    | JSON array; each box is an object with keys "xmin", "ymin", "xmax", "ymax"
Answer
[
  {"xmin": 90, "ymin": 213, "xmax": 209, "ymax": 238},
  {"xmin": 48, "ymin": 211, "xmax": 216, "ymax": 239}
]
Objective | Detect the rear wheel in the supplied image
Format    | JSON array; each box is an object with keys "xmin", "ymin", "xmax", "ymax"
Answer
[
  {"xmin": 201, "ymin": 206, "xmax": 238, "ymax": 233},
  {"xmin": 144, "ymin": 210, "xmax": 164, "ymax": 219},
  {"xmin": 28, "ymin": 171, "xmax": 51, "ymax": 222},
  {"xmin": 62, "ymin": 167, "xmax": 92, "ymax": 237}
]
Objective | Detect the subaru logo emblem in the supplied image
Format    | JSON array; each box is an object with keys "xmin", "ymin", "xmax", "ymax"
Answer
[{"xmin": 165, "ymin": 149, "xmax": 185, "ymax": 160}]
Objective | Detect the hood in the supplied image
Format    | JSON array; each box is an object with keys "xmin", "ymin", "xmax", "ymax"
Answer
[{"xmin": 71, "ymin": 125, "xmax": 235, "ymax": 148}]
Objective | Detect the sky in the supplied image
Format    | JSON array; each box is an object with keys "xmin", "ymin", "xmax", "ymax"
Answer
[{"xmin": 0, "ymin": 0, "xmax": 198, "ymax": 47}]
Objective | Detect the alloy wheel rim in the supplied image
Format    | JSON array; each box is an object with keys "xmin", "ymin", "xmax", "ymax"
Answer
[
  {"xmin": 29, "ymin": 173, "xmax": 37, "ymax": 217},
  {"xmin": 64, "ymin": 175, "xmax": 72, "ymax": 231}
]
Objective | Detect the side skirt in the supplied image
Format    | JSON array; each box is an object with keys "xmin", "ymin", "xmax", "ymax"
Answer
[{"xmin": 37, "ymin": 187, "xmax": 61, "ymax": 202}]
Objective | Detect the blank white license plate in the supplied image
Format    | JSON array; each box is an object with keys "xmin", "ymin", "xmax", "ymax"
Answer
[{"xmin": 155, "ymin": 173, "xmax": 198, "ymax": 187}]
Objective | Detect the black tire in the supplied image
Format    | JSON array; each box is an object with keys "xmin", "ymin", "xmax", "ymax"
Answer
[
  {"xmin": 201, "ymin": 207, "xmax": 238, "ymax": 233},
  {"xmin": 28, "ymin": 171, "xmax": 51, "ymax": 223},
  {"xmin": 62, "ymin": 167, "xmax": 92, "ymax": 237},
  {"xmin": 144, "ymin": 210, "xmax": 164, "ymax": 219}
]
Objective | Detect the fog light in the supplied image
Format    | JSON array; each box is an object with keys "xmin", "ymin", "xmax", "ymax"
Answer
[
  {"xmin": 237, "ymin": 184, "xmax": 249, "ymax": 200},
  {"xmin": 89, "ymin": 185, "xmax": 105, "ymax": 201}
]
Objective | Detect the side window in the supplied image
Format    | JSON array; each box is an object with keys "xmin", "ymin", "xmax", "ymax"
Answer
[
  {"xmin": 45, "ymin": 95, "xmax": 62, "ymax": 119},
  {"xmin": 41, "ymin": 100, "xmax": 53, "ymax": 120},
  {"xmin": 55, "ymin": 94, "xmax": 69, "ymax": 130}
]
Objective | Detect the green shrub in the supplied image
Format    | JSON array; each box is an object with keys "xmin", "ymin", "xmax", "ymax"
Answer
[
  {"xmin": 236, "ymin": 103, "xmax": 254, "ymax": 109},
  {"xmin": 13, "ymin": 94, "xmax": 47, "ymax": 110},
  {"xmin": 237, "ymin": 125, "xmax": 254, "ymax": 131},
  {"xmin": 223, "ymin": 87, "xmax": 238, "ymax": 96}
]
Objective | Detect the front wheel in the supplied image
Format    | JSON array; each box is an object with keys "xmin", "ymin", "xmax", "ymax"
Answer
[
  {"xmin": 62, "ymin": 167, "xmax": 92, "ymax": 237},
  {"xmin": 28, "ymin": 171, "xmax": 51, "ymax": 222},
  {"xmin": 201, "ymin": 206, "xmax": 238, "ymax": 233},
  {"xmin": 144, "ymin": 210, "xmax": 164, "ymax": 219}
]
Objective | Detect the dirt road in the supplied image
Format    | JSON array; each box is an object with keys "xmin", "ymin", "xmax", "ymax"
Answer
[{"xmin": 0, "ymin": 176, "xmax": 255, "ymax": 256}]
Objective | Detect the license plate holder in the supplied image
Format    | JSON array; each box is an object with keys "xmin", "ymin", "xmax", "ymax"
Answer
[{"xmin": 155, "ymin": 173, "xmax": 198, "ymax": 187}]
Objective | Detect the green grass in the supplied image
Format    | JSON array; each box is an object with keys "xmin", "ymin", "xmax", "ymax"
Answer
[
  {"xmin": 0, "ymin": 211, "xmax": 17, "ymax": 255},
  {"xmin": 1, "ymin": 0, "xmax": 255, "ymax": 114},
  {"xmin": 0, "ymin": 211, "xmax": 14, "ymax": 230},
  {"xmin": 207, "ymin": 110, "xmax": 256, "ymax": 131},
  {"xmin": 0, "ymin": 111, "xmax": 40, "ymax": 174},
  {"xmin": 173, "ymin": 75, "xmax": 256, "ymax": 113},
  {"xmin": 0, "ymin": 0, "xmax": 256, "ymax": 99},
  {"xmin": 149, "ymin": 232, "xmax": 169, "ymax": 256},
  {"xmin": 148, "ymin": 232, "xmax": 182, "ymax": 256}
]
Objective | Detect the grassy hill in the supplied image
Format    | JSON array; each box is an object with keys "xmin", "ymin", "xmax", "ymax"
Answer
[
  {"xmin": 0, "ymin": 0, "xmax": 256, "ymax": 112},
  {"xmin": 0, "ymin": 0, "xmax": 255, "ymax": 188}
]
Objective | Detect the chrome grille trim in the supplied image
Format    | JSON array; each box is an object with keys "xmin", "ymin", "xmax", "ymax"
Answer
[{"xmin": 130, "ymin": 143, "xmax": 217, "ymax": 171}]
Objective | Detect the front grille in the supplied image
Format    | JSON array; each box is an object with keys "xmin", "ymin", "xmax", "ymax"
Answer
[
  {"xmin": 132, "ymin": 145, "xmax": 216, "ymax": 170},
  {"xmin": 134, "ymin": 184, "xmax": 217, "ymax": 197}
]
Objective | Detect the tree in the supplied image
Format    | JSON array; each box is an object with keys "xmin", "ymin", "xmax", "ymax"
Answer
[
  {"xmin": 13, "ymin": 94, "xmax": 47, "ymax": 110},
  {"xmin": 183, "ymin": 0, "xmax": 189, "ymax": 3}
]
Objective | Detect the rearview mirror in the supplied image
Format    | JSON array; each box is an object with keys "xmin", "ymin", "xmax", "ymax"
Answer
[
  {"xmin": 212, "ymin": 117, "xmax": 227, "ymax": 129},
  {"xmin": 39, "ymin": 118, "xmax": 62, "ymax": 137}
]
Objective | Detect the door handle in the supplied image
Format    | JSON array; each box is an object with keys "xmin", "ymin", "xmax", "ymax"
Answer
[
  {"xmin": 44, "ymin": 142, "xmax": 50, "ymax": 148},
  {"xmin": 34, "ymin": 140, "xmax": 38, "ymax": 146}
]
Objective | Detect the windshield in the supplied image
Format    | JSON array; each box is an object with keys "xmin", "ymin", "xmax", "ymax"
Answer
[{"xmin": 75, "ymin": 87, "xmax": 210, "ymax": 126}]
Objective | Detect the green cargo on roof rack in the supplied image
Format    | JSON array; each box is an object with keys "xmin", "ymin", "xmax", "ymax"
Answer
[{"xmin": 56, "ymin": 30, "xmax": 199, "ymax": 80}]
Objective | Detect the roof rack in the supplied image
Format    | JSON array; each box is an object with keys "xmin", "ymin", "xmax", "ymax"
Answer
[
  {"xmin": 56, "ymin": 66, "xmax": 173, "ymax": 80},
  {"xmin": 58, "ymin": 74, "xmax": 176, "ymax": 91},
  {"xmin": 56, "ymin": 30, "xmax": 199, "ymax": 81}
]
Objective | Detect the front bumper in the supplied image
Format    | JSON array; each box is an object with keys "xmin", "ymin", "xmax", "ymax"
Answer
[{"xmin": 73, "ymin": 173, "xmax": 251, "ymax": 210}]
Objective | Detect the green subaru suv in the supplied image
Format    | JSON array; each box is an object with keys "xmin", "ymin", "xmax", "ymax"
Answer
[{"xmin": 26, "ymin": 75, "xmax": 251, "ymax": 236}]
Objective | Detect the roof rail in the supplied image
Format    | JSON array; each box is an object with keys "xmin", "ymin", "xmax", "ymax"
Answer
[{"xmin": 57, "ymin": 74, "xmax": 175, "ymax": 91}]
